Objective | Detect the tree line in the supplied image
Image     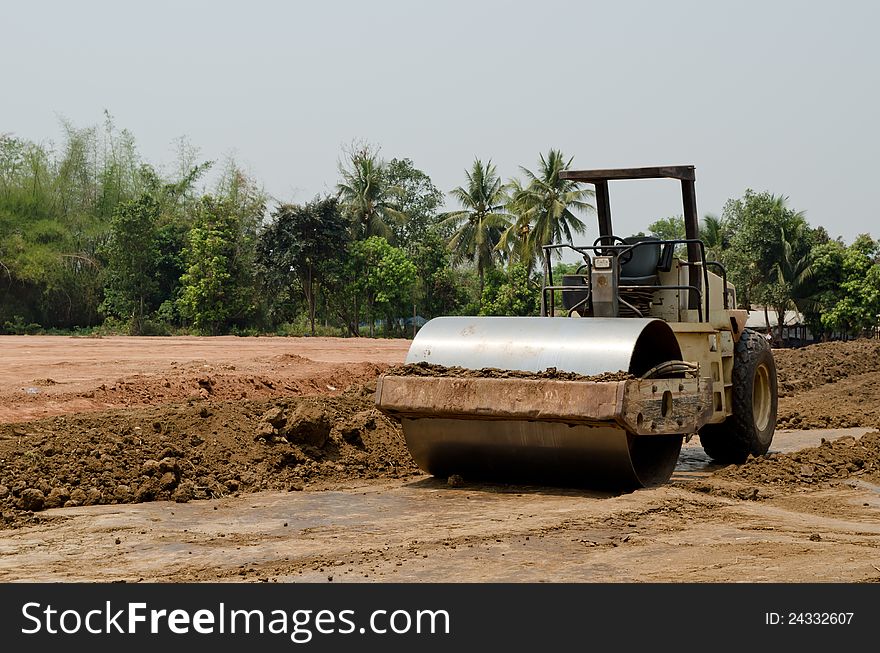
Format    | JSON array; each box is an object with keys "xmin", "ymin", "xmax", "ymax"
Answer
[{"xmin": 1, "ymin": 115, "xmax": 877, "ymax": 340}]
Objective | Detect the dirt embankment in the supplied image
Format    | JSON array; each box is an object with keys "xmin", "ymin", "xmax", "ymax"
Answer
[
  {"xmin": 775, "ymin": 339, "xmax": 880, "ymax": 429},
  {"xmin": 0, "ymin": 384, "xmax": 418, "ymax": 529},
  {"xmin": 774, "ymin": 339, "xmax": 880, "ymax": 397}
]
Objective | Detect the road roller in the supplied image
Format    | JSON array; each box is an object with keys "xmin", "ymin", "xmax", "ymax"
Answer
[{"xmin": 376, "ymin": 166, "xmax": 778, "ymax": 488}]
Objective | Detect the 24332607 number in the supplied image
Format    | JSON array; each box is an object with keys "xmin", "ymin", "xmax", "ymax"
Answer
[{"xmin": 787, "ymin": 613, "xmax": 853, "ymax": 625}]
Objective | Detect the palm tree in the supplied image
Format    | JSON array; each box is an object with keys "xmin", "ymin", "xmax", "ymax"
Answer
[
  {"xmin": 336, "ymin": 146, "xmax": 404, "ymax": 240},
  {"xmin": 440, "ymin": 159, "xmax": 511, "ymax": 298},
  {"xmin": 496, "ymin": 177, "xmax": 533, "ymax": 265},
  {"xmin": 700, "ymin": 213, "xmax": 726, "ymax": 261},
  {"xmin": 503, "ymin": 149, "xmax": 593, "ymax": 267},
  {"xmin": 769, "ymin": 220, "xmax": 813, "ymax": 343}
]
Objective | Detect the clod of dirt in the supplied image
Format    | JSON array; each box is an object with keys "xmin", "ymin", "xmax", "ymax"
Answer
[
  {"xmin": 85, "ymin": 488, "xmax": 102, "ymax": 505},
  {"xmin": 44, "ymin": 487, "xmax": 70, "ymax": 509},
  {"xmin": 142, "ymin": 460, "xmax": 161, "ymax": 476},
  {"xmin": 336, "ymin": 410, "xmax": 376, "ymax": 445},
  {"xmin": 280, "ymin": 403, "xmax": 332, "ymax": 447},
  {"xmin": 31, "ymin": 378, "xmax": 58, "ymax": 386},
  {"xmin": 67, "ymin": 488, "xmax": 87, "ymax": 506},
  {"xmin": 17, "ymin": 489, "xmax": 45, "ymax": 511},
  {"xmin": 114, "ymin": 485, "xmax": 132, "ymax": 502},
  {"xmin": 261, "ymin": 406, "xmax": 286, "ymax": 429},
  {"xmin": 159, "ymin": 458, "xmax": 179, "ymax": 474},
  {"xmin": 388, "ymin": 362, "xmax": 632, "ymax": 382},
  {"xmin": 736, "ymin": 487, "xmax": 760, "ymax": 501},
  {"xmin": 253, "ymin": 422, "xmax": 275, "ymax": 441},
  {"xmin": 172, "ymin": 482, "xmax": 195, "ymax": 503},
  {"xmin": 275, "ymin": 354, "xmax": 315, "ymax": 364},
  {"xmin": 679, "ymin": 478, "xmax": 771, "ymax": 502}
]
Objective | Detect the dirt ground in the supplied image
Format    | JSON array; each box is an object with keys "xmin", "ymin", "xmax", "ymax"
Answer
[
  {"xmin": 774, "ymin": 339, "xmax": 880, "ymax": 429},
  {"xmin": 0, "ymin": 334, "xmax": 879, "ymax": 582},
  {"xmin": 0, "ymin": 335, "xmax": 409, "ymax": 423}
]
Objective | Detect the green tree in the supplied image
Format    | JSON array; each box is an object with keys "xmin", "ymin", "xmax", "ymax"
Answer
[
  {"xmin": 648, "ymin": 215, "xmax": 686, "ymax": 240},
  {"xmin": 720, "ymin": 190, "xmax": 810, "ymax": 310},
  {"xmin": 0, "ymin": 119, "xmax": 144, "ymax": 329},
  {"xmin": 764, "ymin": 220, "xmax": 814, "ymax": 342},
  {"xmin": 177, "ymin": 197, "xmax": 235, "ymax": 334},
  {"xmin": 257, "ymin": 197, "xmax": 350, "ymax": 335},
  {"xmin": 177, "ymin": 181, "xmax": 263, "ymax": 334},
  {"xmin": 100, "ymin": 192, "xmax": 160, "ymax": 334},
  {"xmin": 410, "ymin": 230, "xmax": 468, "ymax": 320},
  {"xmin": 441, "ymin": 159, "xmax": 511, "ymax": 300},
  {"xmin": 479, "ymin": 264, "xmax": 540, "ymax": 316},
  {"xmin": 384, "ymin": 157, "xmax": 445, "ymax": 249},
  {"xmin": 349, "ymin": 236, "xmax": 417, "ymax": 336},
  {"xmin": 803, "ymin": 239, "xmax": 846, "ymax": 337},
  {"xmin": 100, "ymin": 163, "xmax": 209, "ymax": 333},
  {"xmin": 820, "ymin": 235, "xmax": 880, "ymax": 336},
  {"xmin": 503, "ymin": 150, "xmax": 592, "ymax": 266},
  {"xmin": 647, "ymin": 215, "xmax": 687, "ymax": 257},
  {"xmin": 700, "ymin": 213, "xmax": 727, "ymax": 261},
  {"xmin": 336, "ymin": 144, "xmax": 404, "ymax": 241}
]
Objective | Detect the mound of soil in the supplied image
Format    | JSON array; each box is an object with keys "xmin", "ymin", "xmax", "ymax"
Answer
[
  {"xmin": 717, "ymin": 431, "xmax": 880, "ymax": 487},
  {"xmin": 389, "ymin": 362, "xmax": 633, "ymax": 382},
  {"xmin": 0, "ymin": 384, "xmax": 418, "ymax": 529},
  {"xmin": 774, "ymin": 339, "xmax": 880, "ymax": 429},
  {"xmin": 774, "ymin": 339, "xmax": 880, "ymax": 397},
  {"xmin": 777, "ymin": 373, "xmax": 880, "ymax": 429}
]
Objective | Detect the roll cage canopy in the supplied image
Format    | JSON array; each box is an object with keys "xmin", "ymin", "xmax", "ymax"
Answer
[{"xmin": 558, "ymin": 165, "xmax": 702, "ymax": 307}]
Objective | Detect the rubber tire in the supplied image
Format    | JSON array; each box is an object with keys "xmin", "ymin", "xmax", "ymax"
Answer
[{"xmin": 699, "ymin": 329, "xmax": 778, "ymax": 464}]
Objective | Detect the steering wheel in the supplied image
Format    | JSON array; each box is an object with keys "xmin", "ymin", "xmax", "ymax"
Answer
[{"xmin": 592, "ymin": 235, "xmax": 633, "ymax": 264}]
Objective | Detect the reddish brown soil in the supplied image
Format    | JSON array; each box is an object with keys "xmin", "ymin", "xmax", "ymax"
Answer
[
  {"xmin": 2, "ymin": 334, "xmax": 879, "ymax": 531},
  {"xmin": 774, "ymin": 339, "xmax": 880, "ymax": 397},
  {"xmin": 0, "ymin": 335, "xmax": 410, "ymax": 423},
  {"xmin": 0, "ymin": 383, "xmax": 418, "ymax": 529},
  {"xmin": 775, "ymin": 340, "xmax": 880, "ymax": 430},
  {"xmin": 3, "ymin": 335, "xmax": 880, "ymax": 585},
  {"xmin": 718, "ymin": 431, "xmax": 880, "ymax": 487}
]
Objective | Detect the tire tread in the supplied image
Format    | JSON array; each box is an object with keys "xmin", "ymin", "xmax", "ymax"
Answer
[{"xmin": 699, "ymin": 329, "xmax": 777, "ymax": 464}]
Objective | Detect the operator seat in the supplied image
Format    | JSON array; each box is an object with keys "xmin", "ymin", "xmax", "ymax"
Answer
[{"xmin": 620, "ymin": 236, "xmax": 662, "ymax": 286}]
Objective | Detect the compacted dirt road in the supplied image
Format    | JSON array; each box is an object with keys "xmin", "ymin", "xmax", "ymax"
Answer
[{"xmin": 1, "ymin": 335, "xmax": 878, "ymax": 582}]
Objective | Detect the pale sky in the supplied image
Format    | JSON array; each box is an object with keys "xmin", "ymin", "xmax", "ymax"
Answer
[{"xmin": 3, "ymin": 0, "xmax": 878, "ymax": 242}]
